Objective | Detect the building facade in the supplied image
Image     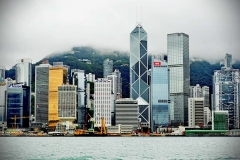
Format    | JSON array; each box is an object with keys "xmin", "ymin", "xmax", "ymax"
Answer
[
  {"xmin": 86, "ymin": 73, "xmax": 95, "ymax": 82},
  {"xmin": 71, "ymin": 69, "xmax": 86, "ymax": 128},
  {"xmin": 151, "ymin": 56, "xmax": 170, "ymax": 132},
  {"xmin": 7, "ymin": 85, "xmax": 30, "ymax": 128},
  {"xmin": 15, "ymin": 58, "xmax": 32, "ymax": 87},
  {"xmin": 130, "ymin": 24, "xmax": 150, "ymax": 128},
  {"xmin": 58, "ymin": 84, "xmax": 77, "ymax": 123},
  {"xmin": 48, "ymin": 65, "xmax": 67, "ymax": 129},
  {"xmin": 213, "ymin": 65, "xmax": 240, "ymax": 129},
  {"xmin": 94, "ymin": 78, "xmax": 112, "ymax": 127},
  {"xmin": 167, "ymin": 33, "xmax": 189, "ymax": 126},
  {"xmin": 115, "ymin": 98, "xmax": 138, "ymax": 130},
  {"xmin": 35, "ymin": 64, "xmax": 52, "ymax": 124},
  {"xmin": 112, "ymin": 69, "xmax": 122, "ymax": 99},
  {"xmin": 103, "ymin": 58, "xmax": 113, "ymax": 78},
  {"xmin": 188, "ymin": 98, "xmax": 204, "ymax": 128}
]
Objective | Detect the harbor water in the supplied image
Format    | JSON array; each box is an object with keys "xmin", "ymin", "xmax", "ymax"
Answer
[{"xmin": 0, "ymin": 137, "xmax": 240, "ymax": 159}]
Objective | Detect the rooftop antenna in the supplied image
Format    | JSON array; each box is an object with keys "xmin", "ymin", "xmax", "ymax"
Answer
[{"xmin": 136, "ymin": 6, "xmax": 143, "ymax": 26}]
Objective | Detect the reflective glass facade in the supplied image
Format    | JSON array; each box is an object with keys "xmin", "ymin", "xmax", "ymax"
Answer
[
  {"xmin": 35, "ymin": 64, "xmax": 51, "ymax": 123},
  {"xmin": 48, "ymin": 67, "xmax": 67, "ymax": 128},
  {"xmin": 151, "ymin": 56, "xmax": 169, "ymax": 132},
  {"xmin": 103, "ymin": 59, "xmax": 113, "ymax": 78},
  {"xmin": 72, "ymin": 69, "xmax": 86, "ymax": 128},
  {"xmin": 167, "ymin": 33, "xmax": 189, "ymax": 126},
  {"xmin": 7, "ymin": 86, "xmax": 30, "ymax": 128},
  {"xmin": 130, "ymin": 24, "xmax": 149, "ymax": 126},
  {"xmin": 213, "ymin": 68, "xmax": 240, "ymax": 129},
  {"xmin": 15, "ymin": 59, "xmax": 32, "ymax": 87}
]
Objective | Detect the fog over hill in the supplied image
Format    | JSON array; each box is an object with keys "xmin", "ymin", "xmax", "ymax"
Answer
[{"xmin": 5, "ymin": 46, "xmax": 240, "ymax": 100}]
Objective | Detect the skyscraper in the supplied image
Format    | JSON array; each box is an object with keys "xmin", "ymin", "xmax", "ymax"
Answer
[
  {"xmin": 130, "ymin": 24, "xmax": 150, "ymax": 128},
  {"xmin": 213, "ymin": 54, "xmax": 239, "ymax": 129},
  {"xmin": 48, "ymin": 64, "xmax": 67, "ymax": 130},
  {"xmin": 71, "ymin": 69, "xmax": 86, "ymax": 128},
  {"xmin": 103, "ymin": 58, "xmax": 113, "ymax": 78},
  {"xmin": 112, "ymin": 69, "xmax": 122, "ymax": 99},
  {"xmin": 35, "ymin": 63, "xmax": 52, "ymax": 124},
  {"xmin": 167, "ymin": 33, "xmax": 189, "ymax": 126},
  {"xmin": 224, "ymin": 53, "xmax": 232, "ymax": 68},
  {"xmin": 94, "ymin": 78, "xmax": 112, "ymax": 127},
  {"xmin": 15, "ymin": 58, "xmax": 32, "ymax": 87},
  {"xmin": 151, "ymin": 56, "xmax": 170, "ymax": 132}
]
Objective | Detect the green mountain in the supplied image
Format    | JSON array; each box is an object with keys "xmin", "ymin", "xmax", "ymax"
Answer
[{"xmin": 5, "ymin": 46, "xmax": 240, "ymax": 99}]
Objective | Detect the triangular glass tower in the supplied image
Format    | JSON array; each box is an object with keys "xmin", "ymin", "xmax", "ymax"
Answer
[{"xmin": 130, "ymin": 24, "xmax": 150, "ymax": 128}]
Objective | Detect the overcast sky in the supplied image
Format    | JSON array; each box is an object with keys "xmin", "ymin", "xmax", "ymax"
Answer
[{"xmin": 0, "ymin": 0, "xmax": 240, "ymax": 69}]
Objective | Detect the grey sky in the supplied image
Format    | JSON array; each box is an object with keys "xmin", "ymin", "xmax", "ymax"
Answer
[{"xmin": 0, "ymin": 0, "xmax": 240, "ymax": 69}]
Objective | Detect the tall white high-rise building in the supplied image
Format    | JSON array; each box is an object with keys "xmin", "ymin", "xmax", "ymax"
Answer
[
  {"xmin": 15, "ymin": 58, "xmax": 32, "ymax": 87},
  {"xmin": 94, "ymin": 78, "xmax": 112, "ymax": 127},
  {"xmin": 130, "ymin": 24, "xmax": 150, "ymax": 128},
  {"xmin": 86, "ymin": 73, "xmax": 95, "ymax": 82},
  {"xmin": 168, "ymin": 33, "xmax": 189, "ymax": 126}
]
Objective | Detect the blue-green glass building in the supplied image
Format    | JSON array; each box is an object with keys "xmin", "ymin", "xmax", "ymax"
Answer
[
  {"xmin": 151, "ymin": 56, "xmax": 170, "ymax": 132},
  {"xmin": 130, "ymin": 24, "xmax": 150, "ymax": 128}
]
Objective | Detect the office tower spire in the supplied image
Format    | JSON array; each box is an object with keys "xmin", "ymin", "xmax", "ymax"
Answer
[{"xmin": 130, "ymin": 24, "xmax": 150, "ymax": 128}]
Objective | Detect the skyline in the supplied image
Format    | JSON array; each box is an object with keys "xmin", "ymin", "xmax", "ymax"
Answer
[{"xmin": 1, "ymin": 0, "xmax": 240, "ymax": 69}]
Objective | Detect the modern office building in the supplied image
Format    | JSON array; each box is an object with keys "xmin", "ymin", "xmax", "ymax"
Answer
[
  {"xmin": 86, "ymin": 73, "xmax": 95, "ymax": 82},
  {"xmin": 130, "ymin": 24, "xmax": 150, "ymax": 128},
  {"xmin": 202, "ymin": 86, "xmax": 210, "ymax": 108},
  {"xmin": 94, "ymin": 78, "xmax": 112, "ymax": 127},
  {"xmin": 204, "ymin": 107, "xmax": 211, "ymax": 126},
  {"xmin": 103, "ymin": 58, "xmax": 113, "ymax": 78},
  {"xmin": 7, "ymin": 85, "xmax": 30, "ymax": 128},
  {"xmin": 151, "ymin": 56, "xmax": 170, "ymax": 132},
  {"xmin": 115, "ymin": 98, "xmax": 138, "ymax": 130},
  {"xmin": 112, "ymin": 69, "xmax": 122, "ymax": 99},
  {"xmin": 213, "ymin": 54, "xmax": 240, "ymax": 129},
  {"xmin": 48, "ymin": 65, "xmax": 67, "ymax": 130},
  {"xmin": 191, "ymin": 84, "xmax": 202, "ymax": 98},
  {"xmin": 71, "ymin": 69, "xmax": 86, "ymax": 128},
  {"xmin": 188, "ymin": 97, "xmax": 204, "ymax": 128},
  {"xmin": 0, "ymin": 65, "xmax": 5, "ymax": 82},
  {"xmin": 15, "ymin": 58, "xmax": 32, "ymax": 87},
  {"xmin": 224, "ymin": 53, "xmax": 232, "ymax": 68},
  {"xmin": 35, "ymin": 64, "xmax": 52, "ymax": 124},
  {"xmin": 58, "ymin": 84, "xmax": 77, "ymax": 123},
  {"xmin": 167, "ymin": 33, "xmax": 189, "ymax": 126}
]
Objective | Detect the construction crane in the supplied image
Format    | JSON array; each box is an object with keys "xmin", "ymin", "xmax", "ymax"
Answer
[{"xmin": 11, "ymin": 115, "xmax": 30, "ymax": 129}]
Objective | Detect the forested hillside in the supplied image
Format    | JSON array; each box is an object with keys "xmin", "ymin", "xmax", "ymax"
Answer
[{"xmin": 5, "ymin": 46, "xmax": 240, "ymax": 98}]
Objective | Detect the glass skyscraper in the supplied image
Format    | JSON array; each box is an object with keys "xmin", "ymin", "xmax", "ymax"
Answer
[
  {"xmin": 103, "ymin": 58, "xmax": 113, "ymax": 78},
  {"xmin": 35, "ymin": 64, "xmax": 52, "ymax": 124},
  {"xmin": 213, "ymin": 54, "xmax": 239, "ymax": 129},
  {"xmin": 167, "ymin": 33, "xmax": 189, "ymax": 126},
  {"xmin": 130, "ymin": 24, "xmax": 150, "ymax": 128},
  {"xmin": 151, "ymin": 56, "xmax": 169, "ymax": 132}
]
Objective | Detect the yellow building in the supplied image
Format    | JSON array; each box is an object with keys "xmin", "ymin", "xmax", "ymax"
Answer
[{"xmin": 48, "ymin": 66, "xmax": 67, "ymax": 130}]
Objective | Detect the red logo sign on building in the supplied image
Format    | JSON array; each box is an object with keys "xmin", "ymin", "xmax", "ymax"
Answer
[{"xmin": 154, "ymin": 61, "xmax": 161, "ymax": 67}]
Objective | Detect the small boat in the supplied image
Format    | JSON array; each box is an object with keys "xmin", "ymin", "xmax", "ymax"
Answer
[{"xmin": 48, "ymin": 131, "xmax": 65, "ymax": 136}]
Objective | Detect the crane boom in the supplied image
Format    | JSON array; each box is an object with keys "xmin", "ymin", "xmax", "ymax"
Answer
[{"xmin": 11, "ymin": 115, "xmax": 30, "ymax": 129}]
